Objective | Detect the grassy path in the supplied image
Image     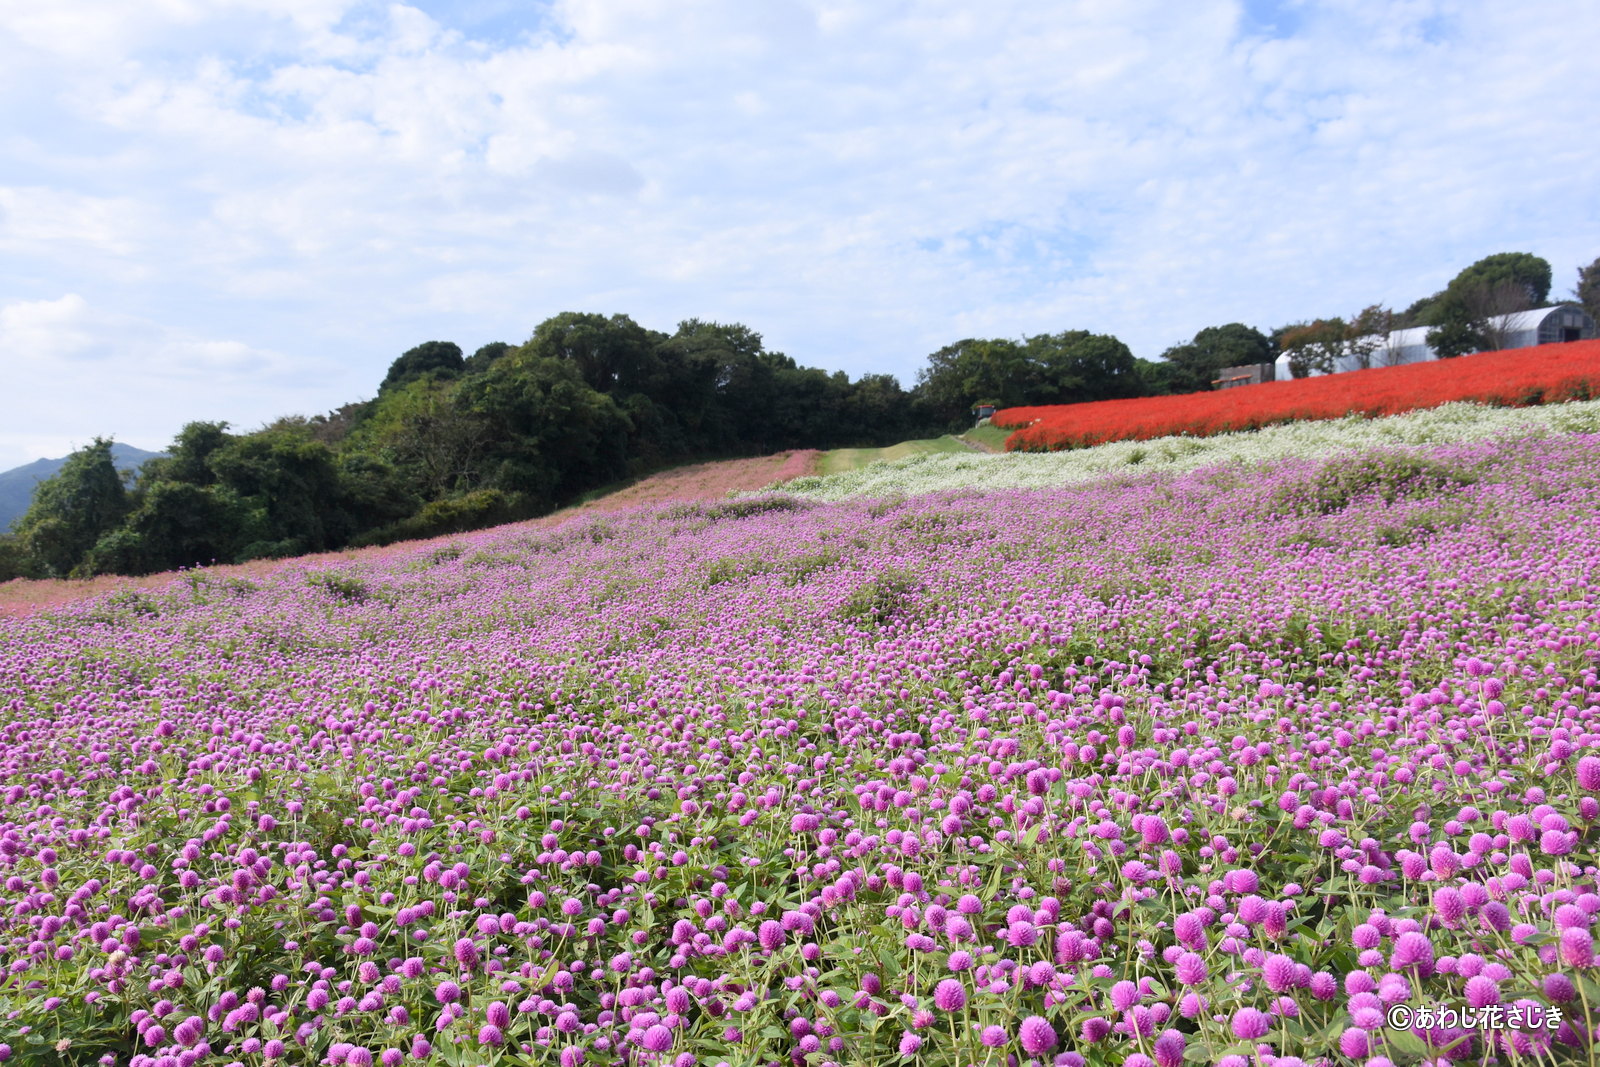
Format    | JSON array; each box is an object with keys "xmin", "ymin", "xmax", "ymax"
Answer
[{"xmin": 815, "ymin": 435, "xmax": 973, "ymax": 475}]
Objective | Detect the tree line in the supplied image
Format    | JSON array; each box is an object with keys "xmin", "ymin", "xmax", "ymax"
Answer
[{"xmin": 3, "ymin": 251, "xmax": 1595, "ymax": 581}]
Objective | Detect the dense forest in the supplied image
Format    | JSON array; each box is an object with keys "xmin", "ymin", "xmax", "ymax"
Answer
[{"xmin": 3, "ymin": 250, "xmax": 1593, "ymax": 580}]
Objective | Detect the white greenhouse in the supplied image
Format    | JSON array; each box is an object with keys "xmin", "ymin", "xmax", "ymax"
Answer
[{"xmin": 1274, "ymin": 305, "xmax": 1597, "ymax": 379}]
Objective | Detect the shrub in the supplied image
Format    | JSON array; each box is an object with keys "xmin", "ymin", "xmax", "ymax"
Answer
[
  {"xmin": 1273, "ymin": 451, "xmax": 1476, "ymax": 516},
  {"xmin": 705, "ymin": 494, "xmax": 810, "ymax": 521}
]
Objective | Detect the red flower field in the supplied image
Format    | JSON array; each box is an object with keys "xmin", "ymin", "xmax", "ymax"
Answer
[{"xmin": 995, "ymin": 338, "xmax": 1600, "ymax": 450}]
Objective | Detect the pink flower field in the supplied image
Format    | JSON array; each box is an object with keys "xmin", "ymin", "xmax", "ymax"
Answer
[{"xmin": 2, "ymin": 436, "xmax": 1599, "ymax": 1066}]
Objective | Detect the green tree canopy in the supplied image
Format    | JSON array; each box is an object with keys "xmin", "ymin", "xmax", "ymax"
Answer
[
  {"xmin": 1425, "ymin": 252, "xmax": 1552, "ymax": 357},
  {"xmin": 1446, "ymin": 252, "xmax": 1552, "ymax": 307},
  {"xmin": 464, "ymin": 341, "xmax": 512, "ymax": 375},
  {"xmin": 1157, "ymin": 323, "xmax": 1274, "ymax": 393},
  {"xmin": 520, "ymin": 313, "xmax": 662, "ymax": 396},
  {"xmin": 380, "ymin": 341, "xmax": 465, "ymax": 394},
  {"xmin": 456, "ymin": 347, "xmax": 632, "ymax": 506},
  {"xmin": 1576, "ymin": 256, "xmax": 1600, "ymax": 326},
  {"xmin": 13, "ymin": 437, "xmax": 131, "ymax": 577},
  {"xmin": 913, "ymin": 338, "xmax": 1034, "ymax": 429},
  {"xmin": 1028, "ymin": 330, "xmax": 1146, "ymax": 404}
]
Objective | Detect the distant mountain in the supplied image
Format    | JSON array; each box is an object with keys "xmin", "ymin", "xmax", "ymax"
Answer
[{"xmin": 0, "ymin": 443, "xmax": 165, "ymax": 533}]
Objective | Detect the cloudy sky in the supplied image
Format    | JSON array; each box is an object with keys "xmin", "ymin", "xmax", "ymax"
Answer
[{"xmin": 2, "ymin": 0, "xmax": 1596, "ymax": 466}]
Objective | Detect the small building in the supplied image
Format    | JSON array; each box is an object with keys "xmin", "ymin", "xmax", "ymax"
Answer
[
  {"xmin": 972, "ymin": 403, "xmax": 997, "ymax": 423},
  {"xmin": 1213, "ymin": 362, "xmax": 1276, "ymax": 389},
  {"xmin": 1274, "ymin": 305, "xmax": 1598, "ymax": 379}
]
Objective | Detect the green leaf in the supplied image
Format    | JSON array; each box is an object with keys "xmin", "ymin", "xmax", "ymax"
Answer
[{"xmin": 1386, "ymin": 1028, "xmax": 1428, "ymax": 1056}]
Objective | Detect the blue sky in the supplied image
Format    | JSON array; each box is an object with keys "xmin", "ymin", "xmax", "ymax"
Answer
[{"xmin": 2, "ymin": 0, "xmax": 1597, "ymax": 466}]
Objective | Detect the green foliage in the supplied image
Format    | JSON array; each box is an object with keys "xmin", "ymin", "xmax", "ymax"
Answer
[
  {"xmin": 102, "ymin": 480, "xmax": 257, "ymax": 574},
  {"xmin": 305, "ymin": 570, "xmax": 371, "ymax": 602},
  {"xmin": 209, "ymin": 428, "xmax": 349, "ymax": 555},
  {"xmin": 12, "ymin": 437, "xmax": 131, "ymax": 577},
  {"xmin": 703, "ymin": 493, "xmax": 810, "ymax": 521},
  {"xmin": 1158, "ymin": 323, "xmax": 1274, "ymax": 392},
  {"xmin": 1425, "ymin": 314, "xmax": 1486, "ymax": 359},
  {"xmin": 1575, "ymin": 255, "xmax": 1600, "ymax": 325},
  {"xmin": 464, "ymin": 340, "xmax": 511, "ymax": 374},
  {"xmin": 379, "ymin": 340, "xmax": 465, "ymax": 393},
  {"xmin": 456, "ymin": 351, "xmax": 632, "ymax": 505},
  {"xmin": 1425, "ymin": 251, "xmax": 1553, "ymax": 357},
  {"xmin": 521, "ymin": 312, "xmax": 661, "ymax": 395},
  {"xmin": 1446, "ymin": 251, "xmax": 1552, "ymax": 307},
  {"xmin": 356, "ymin": 378, "xmax": 490, "ymax": 498},
  {"xmin": 1027, "ymin": 330, "xmax": 1146, "ymax": 403},
  {"xmin": 839, "ymin": 567, "xmax": 922, "ymax": 627},
  {"xmin": 352, "ymin": 488, "xmax": 528, "ymax": 547},
  {"xmin": 0, "ymin": 534, "xmax": 38, "ymax": 581},
  {"xmin": 914, "ymin": 330, "xmax": 1148, "ymax": 429},
  {"xmin": 914, "ymin": 338, "xmax": 1033, "ymax": 429},
  {"xmin": 1273, "ymin": 451, "xmax": 1477, "ymax": 516}
]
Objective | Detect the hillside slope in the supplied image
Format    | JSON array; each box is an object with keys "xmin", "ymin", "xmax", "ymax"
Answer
[{"xmin": 0, "ymin": 448, "xmax": 820, "ymax": 617}]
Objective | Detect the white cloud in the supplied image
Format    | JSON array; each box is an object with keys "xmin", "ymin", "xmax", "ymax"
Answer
[
  {"xmin": 0, "ymin": 294, "xmax": 335, "ymax": 468},
  {"xmin": 0, "ymin": 0, "xmax": 1597, "ymax": 467}
]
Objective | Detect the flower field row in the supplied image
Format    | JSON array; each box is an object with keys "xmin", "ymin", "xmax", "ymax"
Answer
[
  {"xmin": 1, "ymin": 436, "xmax": 1599, "ymax": 1065},
  {"xmin": 771, "ymin": 397, "xmax": 1600, "ymax": 502},
  {"xmin": 994, "ymin": 338, "xmax": 1600, "ymax": 450}
]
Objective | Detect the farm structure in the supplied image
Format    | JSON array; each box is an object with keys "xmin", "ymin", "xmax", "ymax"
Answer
[
  {"xmin": 1273, "ymin": 305, "xmax": 1596, "ymax": 379},
  {"xmin": 1213, "ymin": 362, "xmax": 1276, "ymax": 389}
]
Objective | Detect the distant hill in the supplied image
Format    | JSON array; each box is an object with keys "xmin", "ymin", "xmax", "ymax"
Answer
[{"xmin": 0, "ymin": 443, "xmax": 165, "ymax": 533}]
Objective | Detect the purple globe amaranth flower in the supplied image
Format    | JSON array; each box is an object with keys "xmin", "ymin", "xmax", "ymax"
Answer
[
  {"xmin": 1152, "ymin": 1029, "xmax": 1185, "ymax": 1067},
  {"xmin": 1391, "ymin": 931, "xmax": 1435, "ymax": 976},
  {"xmin": 641, "ymin": 1025, "xmax": 674, "ymax": 1052},
  {"xmin": 173, "ymin": 1017, "xmax": 204, "ymax": 1047},
  {"xmin": 1435, "ymin": 887, "xmax": 1466, "ymax": 925},
  {"xmin": 1544, "ymin": 973, "xmax": 1577, "ymax": 1002},
  {"xmin": 452, "ymin": 938, "xmax": 480, "ymax": 972},
  {"xmin": 1560, "ymin": 927, "xmax": 1595, "ymax": 968},
  {"xmin": 1008, "ymin": 920, "xmax": 1039, "ymax": 947},
  {"xmin": 1464, "ymin": 975, "xmax": 1501, "ymax": 1008},
  {"xmin": 758, "ymin": 920, "xmax": 784, "ymax": 951},
  {"xmin": 435, "ymin": 981, "xmax": 461, "ymax": 1005},
  {"xmin": 1231, "ymin": 1007, "xmax": 1271, "ymax": 1040},
  {"xmin": 1339, "ymin": 1027, "xmax": 1373, "ymax": 1058},
  {"xmin": 932, "ymin": 978, "xmax": 966, "ymax": 1012},
  {"xmin": 1018, "ymin": 1015, "xmax": 1058, "ymax": 1055},
  {"xmin": 1262, "ymin": 953, "xmax": 1296, "ymax": 992},
  {"xmin": 1481, "ymin": 902, "xmax": 1513, "ymax": 932},
  {"xmin": 980, "ymin": 1025, "xmax": 1007, "ymax": 1047},
  {"xmin": 1110, "ymin": 980, "xmax": 1141, "ymax": 1011},
  {"xmin": 898, "ymin": 1031, "xmax": 922, "ymax": 1056},
  {"xmin": 1577, "ymin": 756, "xmax": 1600, "ymax": 792}
]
